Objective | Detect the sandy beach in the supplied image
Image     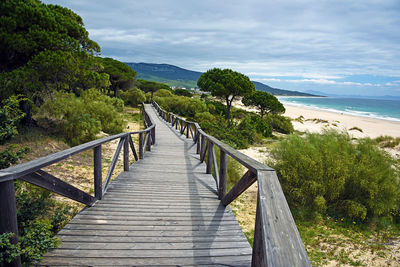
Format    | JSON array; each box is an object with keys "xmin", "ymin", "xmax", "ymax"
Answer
[{"xmin": 283, "ymin": 104, "xmax": 400, "ymax": 139}]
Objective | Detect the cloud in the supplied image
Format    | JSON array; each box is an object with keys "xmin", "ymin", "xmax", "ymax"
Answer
[{"xmin": 42, "ymin": 0, "xmax": 400, "ymax": 95}]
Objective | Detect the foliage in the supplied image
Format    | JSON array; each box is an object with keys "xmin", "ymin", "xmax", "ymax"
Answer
[
  {"xmin": 137, "ymin": 79, "xmax": 171, "ymax": 101},
  {"xmin": 242, "ymin": 91, "xmax": 285, "ymax": 117},
  {"xmin": 374, "ymin": 135, "xmax": 400, "ymax": 148},
  {"xmin": 154, "ymin": 89, "xmax": 173, "ymax": 98},
  {"xmin": 38, "ymin": 90, "xmax": 125, "ymax": 145},
  {"xmin": 0, "ymin": 145, "xmax": 30, "ymax": 169},
  {"xmin": 0, "ymin": 0, "xmax": 102, "ymax": 102},
  {"xmin": 19, "ymin": 219, "xmax": 59, "ymax": 263},
  {"xmin": 174, "ymin": 88, "xmax": 193, "ymax": 97},
  {"xmin": 269, "ymin": 130, "xmax": 400, "ymax": 221},
  {"xmin": 97, "ymin": 57, "xmax": 137, "ymax": 96},
  {"xmin": 0, "ymin": 233, "xmax": 20, "ymax": 265},
  {"xmin": 0, "ymin": 95, "xmax": 28, "ymax": 144},
  {"xmin": 119, "ymin": 88, "xmax": 146, "ymax": 107},
  {"xmin": 264, "ymin": 113, "xmax": 294, "ymax": 134},
  {"xmin": 154, "ymin": 95, "xmax": 208, "ymax": 118},
  {"xmin": 197, "ymin": 68, "xmax": 255, "ymax": 123}
]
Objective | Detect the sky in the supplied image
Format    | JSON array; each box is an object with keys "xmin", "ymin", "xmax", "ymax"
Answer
[{"xmin": 43, "ymin": 0, "xmax": 400, "ymax": 96}]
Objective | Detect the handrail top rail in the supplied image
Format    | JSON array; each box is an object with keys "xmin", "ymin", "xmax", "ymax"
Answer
[
  {"xmin": 152, "ymin": 101, "xmax": 274, "ymax": 173},
  {"xmin": 0, "ymin": 122, "xmax": 155, "ymax": 183}
]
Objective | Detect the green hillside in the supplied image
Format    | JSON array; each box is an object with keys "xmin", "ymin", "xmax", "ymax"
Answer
[{"xmin": 126, "ymin": 62, "xmax": 318, "ymax": 96}]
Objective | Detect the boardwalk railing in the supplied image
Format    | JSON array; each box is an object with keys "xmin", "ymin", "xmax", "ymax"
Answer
[
  {"xmin": 152, "ymin": 100, "xmax": 310, "ymax": 267},
  {"xmin": 0, "ymin": 105, "xmax": 155, "ymax": 267}
]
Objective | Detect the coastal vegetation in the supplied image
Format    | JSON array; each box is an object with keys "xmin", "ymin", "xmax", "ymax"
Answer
[{"xmin": 1, "ymin": 0, "xmax": 399, "ymax": 266}]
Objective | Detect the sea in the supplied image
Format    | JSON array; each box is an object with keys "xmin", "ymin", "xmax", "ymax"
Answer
[{"xmin": 278, "ymin": 97, "xmax": 400, "ymax": 122}]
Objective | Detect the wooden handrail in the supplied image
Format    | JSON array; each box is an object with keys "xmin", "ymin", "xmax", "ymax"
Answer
[
  {"xmin": 151, "ymin": 100, "xmax": 310, "ymax": 267},
  {"xmin": 0, "ymin": 103, "xmax": 155, "ymax": 267}
]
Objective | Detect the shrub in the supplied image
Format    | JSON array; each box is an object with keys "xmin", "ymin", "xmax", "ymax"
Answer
[
  {"xmin": 19, "ymin": 219, "xmax": 59, "ymax": 263},
  {"xmin": 154, "ymin": 89, "xmax": 173, "ymax": 98},
  {"xmin": 0, "ymin": 145, "xmax": 31, "ymax": 169},
  {"xmin": 174, "ymin": 88, "xmax": 193, "ymax": 97},
  {"xmin": 0, "ymin": 95, "xmax": 28, "ymax": 144},
  {"xmin": 154, "ymin": 95, "xmax": 208, "ymax": 118},
  {"xmin": 264, "ymin": 113, "xmax": 293, "ymax": 134},
  {"xmin": 0, "ymin": 233, "xmax": 20, "ymax": 264},
  {"xmin": 118, "ymin": 88, "xmax": 146, "ymax": 107},
  {"xmin": 269, "ymin": 130, "xmax": 399, "ymax": 221},
  {"xmin": 39, "ymin": 90, "xmax": 125, "ymax": 145}
]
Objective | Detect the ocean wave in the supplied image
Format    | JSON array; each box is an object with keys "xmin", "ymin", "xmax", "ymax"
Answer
[{"xmin": 281, "ymin": 100, "xmax": 400, "ymax": 122}]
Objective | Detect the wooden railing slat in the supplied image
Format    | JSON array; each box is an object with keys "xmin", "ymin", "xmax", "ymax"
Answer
[
  {"xmin": 103, "ymin": 137, "xmax": 124, "ymax": 194},
  {"xmin": 221, "ymin": 170, "xmax": 257, "ymax": 206},
  {"xmin": 257, "ymin": 171, "xmax": 310, "ymax": 266},
  {"xmin": 21, "ymin": 170, "xmax": 96, "ymax": 206},
  {"xmin": 129, "ymin": 135, "xmax": 138, "ymax": 161},
  {"xmin": 94, "ymin": 145, "xmax": 102, "ymax": 200}
]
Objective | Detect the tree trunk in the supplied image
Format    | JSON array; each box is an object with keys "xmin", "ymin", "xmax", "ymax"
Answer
[{"xmin": 20, "ymin": 100, "xmax": 35, "ymax": 127}]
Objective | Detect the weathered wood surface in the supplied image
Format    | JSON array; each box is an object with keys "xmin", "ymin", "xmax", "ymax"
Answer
[{"xmin": 39, "ymin": 104, "xmax": 251, "ymax": 266}]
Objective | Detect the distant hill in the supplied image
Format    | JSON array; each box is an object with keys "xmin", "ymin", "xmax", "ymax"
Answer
[{"xmin": 126, "ymin": 62, "xmax": 318, "ymax": 96}]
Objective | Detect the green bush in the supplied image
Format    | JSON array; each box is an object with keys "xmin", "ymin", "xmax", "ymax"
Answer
[
  {"xmin": 154, "ymin": 95, "xmax": 208, "ymax": 118},
  {"xmin": 264, "ymin": 113, "xmax": 293, "ymax": 134},
  {"xmin": 0, "ymin": 95, "xmax": 28, "ymax": 144},
  {"xmin": 174, "ymin": 88, "xmax": 193, "ymax": 97},
  {"xmin": 118, "ymin": 88, "xmax": 146, "ymax": 107},
  {"xmin": 19, "ymin": 219, "xmax": 59, "ymax": 263},
  {"xmin": 269, "ymin": 130, "xmax": 400, "ymax": 221},
  {"xmin": 0, "ymin": 233, "xmax": 20, "ymax": 264},
  {"xmin": 39, "ymin": 90, "xmax": 125, "ymax": 145},
  {"xmin": 0, "ymin": 145, "xmax": 31, "ymax": 169},
  {"xmin": 154, "ymin": 89, "xmax": 173, "ymax": 98}
]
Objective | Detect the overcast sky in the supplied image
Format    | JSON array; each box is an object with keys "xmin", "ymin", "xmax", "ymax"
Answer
[{"xmin": 44, "ymin": 0, "xmax": 400, "ymax": 96}]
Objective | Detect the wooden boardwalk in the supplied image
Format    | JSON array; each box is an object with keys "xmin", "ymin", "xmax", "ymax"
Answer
[{"xmin": 40, "ymin": 104, "xmax": 252, "ymax": 266}]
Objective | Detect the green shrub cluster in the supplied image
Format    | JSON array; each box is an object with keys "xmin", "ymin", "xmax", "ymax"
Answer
[
  {"xmin": 154, "ymin": 95, "xmax": 208, "ymax": 118},
  {"xmin": 0, "ymin": 95, "xmax": 28, "ymax": 144},
  {"xmin": 38, "ymin": 89, "xmax": 126, "ymax": 145},
  {"xmin": 269, "ymin": 130, "xmax": 400, "ymax": 221},
  {"xmin": 173, "ymin": 88, "xmax": 193, "ymax": 97},
  {"xmin": 118, "ymin": 88, "xmax": 146, "ymax": 107},
  {"xmin": 264, "ymin": 113, "xmax": 294, "ymax": 134},
  {"xmin": 0, "ymin": 145, "xmax": 31, "ymax": 169},
  {"xmin": 0, "ymin": 181, "xmax": 72, "ymax": 264}
]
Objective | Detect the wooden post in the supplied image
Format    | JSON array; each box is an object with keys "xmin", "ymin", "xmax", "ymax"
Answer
[
  {"xmin": 218, "ymin": 150, "xmax": 227, "ymax": 200},
  {"xmin": 175, "ymin": 118, "xmax": 178, "ymax": 129},
  {"xmin": 147, "ymin": 132, "xmax": 152, "ymax": 151},
  {"xmin": 139, "ymin": 132, "xmax": 144, "ymax": 159},
  {"xmin": 252, "ymin": 195, "xmax": 264, "ymax": 266},
  {"xmin": 151, "ymin": 127, "xmax": 156, "ymax": 145},
  {"xmin": 94, "ymin": 145, "xmax": 102, "ymax": 200},
  {"xmin": 206, "ymin": 141, "xmax": 213, "ymax": 174},
  {"xmin": 186, "ymin": 122, "xmax": 189, "ymax": 138},
  {"xmin": 200, "ymin": 135, "xmax": 205, "ymax": 159},
  {"xmin": 196, "ymin": 132, "xmax": 201, "ymax": 154},
  {"xmin": 0, "ymin": 180, "xmax": 21, "ymax": 267},
  {"xmin": 123, "ymin": 136, "xmax": 129, "ymax": 171}
]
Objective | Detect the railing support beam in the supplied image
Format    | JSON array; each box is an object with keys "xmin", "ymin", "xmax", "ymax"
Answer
[
  {"xmin": 218, "ymin": 150, "xmax": 227, "ymax": 200},
  {"xmin": 0, "ymin": 180, "xmax": 21, "ymax": 267},
  {"xmin": 94, "ymin": 145, "xmax": 102, "ymax": 200}
]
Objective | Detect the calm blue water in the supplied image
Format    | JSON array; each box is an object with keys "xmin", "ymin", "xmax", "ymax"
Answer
[{"xmin": 278, "ymin": 97, "xmax": 400, "ymax": 122}]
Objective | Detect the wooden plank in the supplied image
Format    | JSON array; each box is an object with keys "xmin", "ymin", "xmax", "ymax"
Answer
[
  {"xmin": 39, "ymin": 255, "xmax": 251, "ymax": 266},
  {"xmin": 0, "ymin": 180, "xmax": 21, "ymax": 267},
  {"xmin": 222, "ymin": 170, "xmax": 257, "ymax": 206},
  {"xmin": 256, "ymin": 171, "xmax": 310, "ymax": 266},
  {"xmin": 93, "ymin": 145, "xmax": 102, "ymax": 200},
  {"xmin": 58, "ymin": 241, "xmax": 251, "ymax": 250},
  {"xmin": 218, "ymin": 150, "xmax": 227, "ymax": 200},
  {"xmin": 102, "ymin": 137, "xmax": 124, "ymax": 194},
  {"xmin": 123, "ymin": 136, "xmax": 129, "ymax": 171},
  {"xmin": 21, "ymin": 170, "xmax": 95, "ymax": 206},
  {"xmin": 128, "ymin": 135, "xmax": 138, "ymax": 161}
]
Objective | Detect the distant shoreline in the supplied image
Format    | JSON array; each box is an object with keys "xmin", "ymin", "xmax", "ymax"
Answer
[{"xmin": 283, "ymin": 103, "xmax": 400, "ymax": 138}]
